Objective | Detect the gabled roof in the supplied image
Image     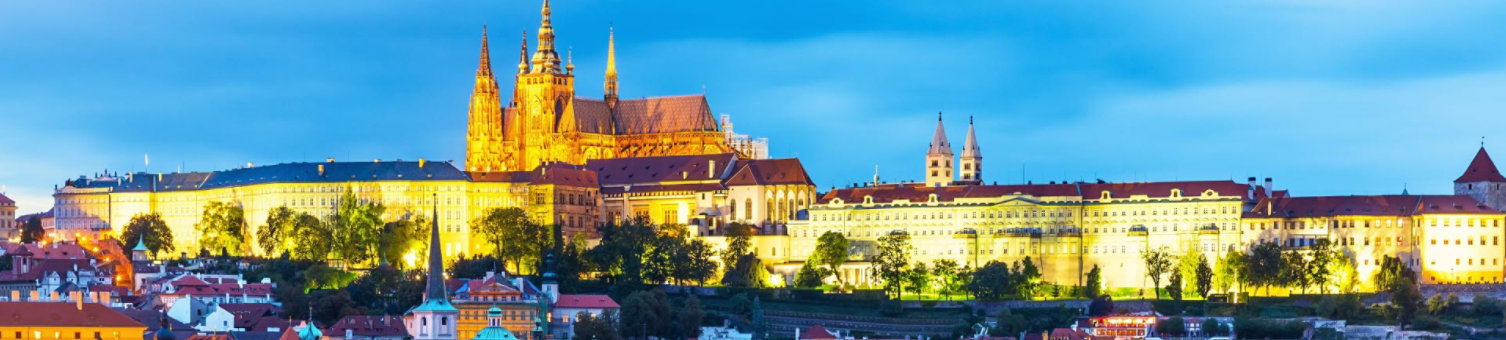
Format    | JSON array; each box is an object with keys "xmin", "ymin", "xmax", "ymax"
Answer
[
  {"xmin": 800, "ymin": 325, "xmax": 838, "ymax": 340},
  {"xmin": 0, "ymin": 302, "xmax": 146, "ymax": 328},
  {"xmin": 0, "ymin": 192, "xmax": 13, "ymax": 205},
  {"xmin": 724, "ymin": 158, "xmax": 815, "ymax": 186},
  {"xmin": 586, "ymin": 153, "xmax": 738, "ymax": 186},
  {"xmin": 325, "ymin": 315, "xmax": 406, "ymax": 337},
  {"xmin": 1456, "ymin": 147, "xmax": 1506, "ymax": 183},
  {"xmin": 611, "ymin": 95, "xmax": 719, "ymax": 135},
  {"xmin": 554, "ymin": 294, "xmax": 619, "ymax": 309}
]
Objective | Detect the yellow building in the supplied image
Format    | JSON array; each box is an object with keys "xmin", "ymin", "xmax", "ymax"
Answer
[
  {"xmin": 0, "ymin": 301, "xmax": 146, "ymax": 340},
  {"xmin": 51, "ymin": 160, "xmax": 598, "ymax": 259},
  {"xmin": 583, "ymin": 153, "xmax": 816, "ymax": 231},
  {"xmin": 464, "ymin": 0, "xmax": 765, "ymax": 174}
]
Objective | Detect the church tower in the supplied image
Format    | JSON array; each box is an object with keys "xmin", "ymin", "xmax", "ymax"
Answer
[
  {"xmin": 604, "ymin": 27, "xmax": 619, "ymax": 110},
  {"xmin": 958, "ymin": 116, "xmax": 982, "ymax": 185},
  {"xmin": 504, "ymin": 0, "xmax": 579, "ymax": 171},
  {"xmin": 925, "ymin": 113, "xmax": 954, "ymax": 187},
  {"xmin": 1454, "ymin": 146, "xmax": 1506, "ymax": 211},
  {"xmin": 465, "ymin": 27, "xmax": 505, "ymax": 172},
  {"xmin": 404, "ymin": 197, "xmax": 459, "ymax": 340}
]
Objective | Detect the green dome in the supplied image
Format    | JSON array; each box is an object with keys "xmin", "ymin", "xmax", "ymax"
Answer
[
  {"xmin": 488, "ymin": 305, "xmax": 503, "ymax": 316},
  {"xmin": 472, "ymin": 325, "xmax": 520, "ymax": 340}
]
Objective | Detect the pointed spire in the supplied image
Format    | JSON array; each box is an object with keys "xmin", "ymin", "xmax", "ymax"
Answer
[
  {"xmin": 425, "ymin": 193, "xmax": 447, "ymax": 301},
  {"xmin": 531, "ymin": 0, "xmax": 562, "ymax": 74},
  {"xmin": 566, "ymin": 47, "xmax": 574, "ymax": 74},
  {"xmin": 477, "ymin": 26, "xmax": 493, "ymax": 78},
  {"xmin": 518, "ymin": 30, "xmax": 530, "ymax": 75},
  {"xmin": 961, "ymin": 115, "xmax": 980, "ymax": 158},
  {"xmin": 604, "ymin": 26, "xmax": 619, "ymax": 109},
  {"xmin": 928, "ymin": 112, "xmax": 952, "ymax": 155},
  {"xmin": 1456, "ymin": 146, "xmax": 1506, "ymax": 183}
]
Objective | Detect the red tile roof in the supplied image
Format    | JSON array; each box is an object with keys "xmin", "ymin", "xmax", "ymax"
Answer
[
  {"xmin": 0, "ymin": 302, "xmax": 146, "ymax": 328},
  {"xmin": 1245, "ymin": 195, "xmax": 1500, "ymax": 218},
  {"xmin": 326, "ymin": 315, "xmax": 406, "ymax": 337},
  {"xmin": 725, "ymin": 158, "xmax": 815, "ymax": 186},
  {"xmin": 166, "ymin": 275, "xmax": 272, "ymax": 296},
  {"xmin": 0, "ymin": 192, "xmax": 13, "ymax": 205},
  {"xmin": 0, "ymin": 259, "xmax": 98, "ymax": 283},
  {"xmin": 1456, "ymin": 147, "xmax": 1506, "ymax": 183},
  {"xmin": 611, "ymin": 96, "xmax": 718, "ymax": 135},
  {"xmin": 820, "ymin": 180, "xmax": 1252, "ymax": 205},
  {"xmin": 799, "ymin": 325, "xmax": 838, "ymax": 339},
  {"xmin": 15, "ymin": 242, "xmax": 90, "ymax": 259},
  {"xmin": 554, "ymin": 294, "xmax": 619, "ymax": 309}
]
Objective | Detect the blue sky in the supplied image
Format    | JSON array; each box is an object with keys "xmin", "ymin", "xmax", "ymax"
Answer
[{"xmin": 4, "ymin": 1, "xmax": 1506, "ymax": 214}]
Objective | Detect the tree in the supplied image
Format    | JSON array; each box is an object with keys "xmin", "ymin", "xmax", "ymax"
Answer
[
  {"xmin": 1087, "ymin": 295, "xmax": 1115, "ymax": 316},
  {"xmin": 812, "ymin": 231, "xmax": 850, "ymax": 286},
  {"xmin": 377, "ymin": 213, "xmax": 428, "ymax": 269},
  {"xmin": 1157, "ymin": 316, "xmax": 1186, "ymax": 337},
  {"xmin": 1176, "ymin": 250, "xmax": 1204, "ymax": 299},
  {"xmin": 290, "ymin": 212, "xmax": 332, "ymax": 260},
  {"xmin": 1195, "ymin": 257, "xmax": 1214, "ymax": 298},
  {"xmin": 1201, "ymin": 318, "xmax": 1225, "ymax": 336},
  {"xmin": 19, "ymin": 216, "xmax": 44, "ymax": 243},
  {"xmin": 1281, "ymin": 250, "xmax": 1312, "ymax": 294},
  {"xmin": 1167, "ymin": 270, "xmax": 1184, "ymax": 303},
  {"xmin": 620, "ymin": 290, "xmax": 673, "ymax": 339},
  {"xmin": 1085, "ymin": 265, "xmax": 1103, "ymax": 299},
  {"xmin": 678, "ymin": 295, "xmax": 705, "ymax": 339},
  {"xmin": 328, "ymin": 189, "xmax": 385, "ymax": 265},
  {"xmin": 794, "ymin": 262, "xmax": 826, "ymax": 288},
  {"xmin": 1374, "ymin": 255, "xmax": 1410, "ymax": 292},
  {"xmin": 932, "ymin": 259, "xmax": 960, "ymax": 299},
  {"xmin": 343, "ymin": 265, "xmax": 424, "ymax": 315},
  {"xmin": 572, "ymin": 312, "xmax": 621, "ymax": 340},
  {"xmin": 968, "ymin": 261, "xmax": 1012, "ymax": 300},
  {"xmin": 119, "ymin": 213, "xmax": 174, "ymax": 257},
  {"xmin": 1141, "ymin": 247, "xmax": 1175, "ymax": 299},
  {"xmin": 1309, "ymin": 239, "xmax": 1337, "ymax": 294},
  {"xmin": 587, "ymin": 219, "xmax": 656, "ymax": 292},
  {"xmin": 1247, "ymin": 241, "xmax": 1284, "ymax": 295},
  {"xmin": 719, "ymin": 224, "xmax": 765, "ymax": 288},
  {"xmin": 678, "ymin": 239, "xmax": 718, "ymax": 286},
  {"xmin": 1214, "ymin": 249, "xmax": 1246, "ymax": 295},
  {"xmin": 873, "ymin": 232, "xmax": 912, "ymax": 298},
  {"xmin": 259, "ymin": 206, "xmax": 297, "ymax": 256},
  {"xmin": 1016, "ymin": 257, "xmax": 1042, "ymax": 299},
  {"xmin": 195, "ymin": 201, "xmax": 246, "ymax": 256},
  {"xmin": 1390, "ymin": 270, "xmax": 1423, "ymax": 329},
  {"xmin": 904, "ymin": 262, "xmax": 931, "ymax": 299},
  {"xmin": 1333, "ymin": 253, "xmax": 1360, "ymax": 294}
]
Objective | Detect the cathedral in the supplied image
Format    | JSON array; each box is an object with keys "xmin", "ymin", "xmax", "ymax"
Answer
[{"xmin": 465, "ymin": 0, "xmax": 763, "ymax": 173}]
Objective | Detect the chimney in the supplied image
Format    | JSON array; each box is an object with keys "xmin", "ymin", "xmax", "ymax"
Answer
[
  {"xmin": 419, "ymin": 158, "xmax": 427, "ymax": 169},
  {"xmin": 708, "ymin": 160, "xmax": 717, "ymax": 179},
  {"xmin": 1264, "ymin": 177, "xmax": 1273, "ymax": 194},
  {"xmin": 1247, "ymin": 177, "xmax": 1257, "ymax": 198},
  {"xmin": 318, "ymin": 164, "xmax": 325, "ymax": 177}
]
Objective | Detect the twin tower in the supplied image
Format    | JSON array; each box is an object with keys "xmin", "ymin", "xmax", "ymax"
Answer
[{"xmin": 925, "ymin": 113, "xmax": 982, "ymax": 187}]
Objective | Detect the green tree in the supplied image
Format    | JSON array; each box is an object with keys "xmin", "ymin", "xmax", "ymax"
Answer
[
  {"xmin": 343, "ymin": 265, "xmax": 424, "ymax": 315},
  {"xmin": 473, "ymin": 207, "xmax": 552, "ymax": 274},
  {"xmin": 720, "ymin": 224, "xmax": 766, "ymax": 288},
  {"xmin": 377, "ymin": 213, "xmax": 428, "ymax": 269},
  {"xmin": 1214, "ymin": 249, "xmax": 1246, "ymax": 295},
  {"xmin": 677, "ymin": 239, "xmax": 718, "ymax": 286},
  {"xmin": 1167, "ymin": 270, "xmax": 1184, "ymax": 303},
  {"xmin": 678, "ymin": 295, "xmax": 705, "ymax": 339},
  {"xmin": 720, "ymin": 224, "xmax": 753, "ymax": 278},
  {"xmin": 328, "ymin": 189, "xmax": 385, "ymax": 265},
  {"xmin": 586, "ymin": 219, "xmax": 656, "ymax": 292},
  {"xmin": 290, "ymin": 212, "xmax": 332, "ymax": 260},
  {"xmin": 195, "ymin": 201, "xmax": 246, "ymax": 256},
  {"xmin": 1282, "ymin": 249, "xmax": 1312, "ymax": 293},
  {"xmin": 1309, "ymin": 239, "xmax": 1337, "ymax": 294},
  {"xmin": 904, "ymin": 261, "xmax": 931, "ymax": 299},
  {"xmin": 968, "ymin": 261, "xmax": 1012, "ymax": 300},
  {"xmin": 119, "ymin": 213, "xmax": 174, "ymax": 257},
  {"xmin": 259, "ymin": 206, "xmax": 297, "ymax": 256},
  {"xmin": 620, "ymin": 289, "xmax": 673, "ymax": 339},
  {"xmin": 1085, "ymin": 264, "xmax": 1103, "ymax": 298},
  {"xmin": 873, "ymin": 232, "xmax": 912, "ymax": 298},
  {"xmin": 1390, "ymin": 269, "xmax": 1423, "ymax": 329},
  {"xmin": 1195, "ymin": 257, "xmax": 1214, "ymax": 298},
  {"xmin": 1374, "ymin": 255, "xmax": 1409, "ymax": 292},
  {"xmin": 1176, "ymin": 250, "xmax": 1204, "ymax": 298},
  {"xmin": 572, "ymin": 312, "xmax": 621, "ymax": 340},
  {"xmin": 19, "ymin": 216, "xmax": 44, "ymax": 243},
  {"xmin": 932, "ymin": 259, "xmax": 960, "ymax": 299},
  {"xmin": 1333, "ymin": 253, "xmax": 1360, "ymax": 294},
  {"xmin": 1247, "ymin": 241, "xmax": 1284, "ymax": 295},
  {"xmin": 1141, "ymin": 247, "xmax": 1175, "ymax": 299},
  {"xmin": 794, "ymin": 261, "xmax": 826, "ymax": 288},
  {"xmin": 1158, "ymin": 316, "xmax": 1187, "ymax": 337},
  {"xmin": 812, "ymin": 231, "xmax": 850, "ymax": 285},
  {"xmin": 1016, "ymin": 257, "xmax": 1042, "ymax": 299}
]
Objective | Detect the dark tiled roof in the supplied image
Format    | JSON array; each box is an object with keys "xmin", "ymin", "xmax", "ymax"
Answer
[
  {"xmin": 725, "ymin": 158, "xmax": 815, "ymax": 186},
  {"xmin": 819, "ymin": 180, "xmax": 1250, "ymax": 205},
  {"xmin": 1078, "ymin": 180, "xmax": 1251, "ymax": 200},
  {"xmin": 586, "ymin": 153, "xmax": 738, "ymax": 186},
  {"xmin": 1456, "ymin": 147, "xmax": 1506, "ymax": 183},
  {"xmin": 601, "ymin": 183, "xmax": 725, "ymax": 195},
  {"xmin": 555, "ymin": 294, "xmax": 619, "ymax": 309},
  {"xmin": 0, "ymin": 302, "xmax": 146, "ymax": 328},
  {"xmin": 1244, "ymin": 195, "xmax": 1499, "ymax": 218},
  {"xmin": 326, "ymin": 315, "xmax": 406, "ymax": 337},
  {"xmin": 69, "ymin": 161, "xmax": 468, "ymax": 192},
  {"xmin": 572, "ymin": 98, "xmax": 616, "ymax": 134},
  {"xmin": 467, "ymin": 163, "xmax": 598, "ymax": 187},
  {"xmin": 0, "ymin": 192, "xmax": 13, "ymax": 205},
  {"xmin": 610, "ymin": 95, "xmax": 718, "ymax": 135},
  {"xmin": 0, "ymin": 259, "xmax": 98, "ymax": 283}
]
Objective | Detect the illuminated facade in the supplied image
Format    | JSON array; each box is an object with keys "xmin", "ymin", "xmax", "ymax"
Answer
[
  {"xmin": 464, "ymin": 1, "xmax": 765, "ymax": 174},
  {"xmin": 0, "ymin": 193, "xmax": 15, "ymax": 239},
  {"xmin": 584, "ymin": 153, "xmax": 816, "ymax": 229}
]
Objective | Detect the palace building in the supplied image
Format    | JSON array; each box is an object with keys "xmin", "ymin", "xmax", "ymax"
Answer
[{"xmin": 465, "ymin": 0, "xmax": 767, "ymax": 173}]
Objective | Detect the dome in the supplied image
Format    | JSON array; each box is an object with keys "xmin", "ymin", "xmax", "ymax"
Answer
[
  {"xmin": 488, "ymin": 305, "xmax": 503, "ymax": 316},
  {"xmin": 472, "ymin": 325, "xmax": 521, "ymax": 340},
  {"xmin": 154, "ymin": 327, "xmax": 175, "ymax": 340}
]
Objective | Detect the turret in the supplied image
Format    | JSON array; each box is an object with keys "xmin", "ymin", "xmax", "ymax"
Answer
[
  {"xmin": 958, "ymin": 116, "xmax": 982, "ymax": 185},
  {"xmin": 1454, "ymin": 146, "xmax": 1506, "ymax": 211},
  {"xmin": 925, "ymin": 112, "xmax": 954, "ymax": 187}
]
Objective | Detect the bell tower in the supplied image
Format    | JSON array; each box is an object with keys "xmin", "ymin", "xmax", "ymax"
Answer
[
  {"xmin": 925, "ymin": 112, "xmax": 954, "ymax": 187},
  {"xmin": 958, "ymin": 116, "xmax": 982, "ymax": 185},
  {"xmin": 1455, "ymin": 146, "xmax": 1506, "ymax": 211},
  {"xmin": 465, "ymin": 27, "xmax": 505, "ymax": 172},
  {"xmin": 506, "ymin": 0, "xmax": 578, "ymax": 171}
]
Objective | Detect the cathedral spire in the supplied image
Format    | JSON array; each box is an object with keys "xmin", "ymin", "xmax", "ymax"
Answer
[
  {"xmin": 477, "ymin": 26, "xmax": 493, "ymax": 78},
  {"xmin": 604, "ymin": 26, "xmax": 619, "ymax": 109},
  {"xmin": 531, "ymin": 0, "xmax": 562, "ymax": 74},
  {"xmin": 518, "ymin": 30, "xmax": 529, "ymax": 75},
  {"xmin": 961, "ymin": 116, "xmax": 980, "ymax": 158}
]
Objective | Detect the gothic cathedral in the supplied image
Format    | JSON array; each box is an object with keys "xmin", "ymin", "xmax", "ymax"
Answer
[{"xmin": 466, "ymin": 0, "xmax": 753, "ymax": 172}]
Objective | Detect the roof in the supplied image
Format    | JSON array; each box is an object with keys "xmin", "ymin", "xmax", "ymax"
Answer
[
  {"xmin": 961, "ymin": 120, "xmax": 980, "ymax": 158},
  {"xmin": 0, "ymin": 302, "xmax": 147, "ymax": 328},
  {"xmin": 0, "ymin": 259, "xmax": 99, "ymax": 283},
  {"xmin": 69, "ymin": 160, "xmax": 468, "ymax": 192},
  {"xmin": 325, "ymin": 315, "xmax": 406, "ymax": 337},
  {"xmin": 13, "ymin": 242, "xmax": 90, "ymax": 259},
  {"xmin": 586, "ymin": 153, "xmax": 738, "ymax": 186},
  {"xmin": 166, "ymin": 275, "xmax": 273, "ymax": 297},
  {"xmin": 928, "ymin": 116, "xmax": 951, "ymax": 155},
  {"xmin": 554, "ymin": 294, "xmax": 619, "ymax": 309},
  {"xmin": 0, "ymin": 192, "xmax": 13, "ymax": 205},
  {"xmin": 819, "ymin": 183, "xmax": 1076, "ymax": 205},
  {"xmin": 184, "ymin": 335, "xmax": 235, "ymax": 340},
  {"xmin": 613, "ymin": 96, "xmax": 718, "ymax": 135},
  {"xmin": 800, "ymin": 325, "xmax": 838, "ymax": 340},
  {"xmin": 1456, "ymin": 147, "xmax": 1506, "ymax": 183},
  {"xmin": 1245, "ymin": 194, "xmax": 1501, "ymax": 218},
  {"xmin": 725, "ymin": 158, "xmax": 815, "ymax": 186},
  {"xmin": 1078, "ymin": 181, "xmax": 1251, "ymax": 200}
]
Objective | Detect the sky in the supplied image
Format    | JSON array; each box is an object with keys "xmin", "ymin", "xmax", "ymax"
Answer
[{"xmin": 4, "ymin": 1, "xmax": 1506, "ymax": 214}]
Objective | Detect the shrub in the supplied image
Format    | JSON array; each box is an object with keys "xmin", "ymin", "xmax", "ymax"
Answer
[
  {"xmin": 1157, "ymin": 316, "xmax": 1186, "ymax": 336},
  {"xmin": 1234, "ymin": 317, "xmax": 1305, "ymax": 339},
  {"xmin": 1474, "ymin": 295, "xmax": 1503, "ymax": 316}
]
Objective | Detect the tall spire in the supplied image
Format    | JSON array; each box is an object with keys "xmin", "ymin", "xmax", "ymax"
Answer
[
  {"xmin": 961, "ymin": 116, "xmax": 980, "ymax": 158},
  {"xmin": 477, "ymin": 26, "xmax": 493, "ymax": 78},
  {"xmin": 466, "ymin": 26, "xmax": 504, "ymax": 172},
  {"xmin": 604, "ymin": 26, "xmax": 618, "ymax": 109},
  {"xmin": 425, "ymin": 193, "xmax": 447, "ymax": 301},
  {"xmin": 518, "ymin": 30, "xmax": 529, "ymax": 75},
  {"xmin": 928, "ymin": 112, "xmax": 952, "ymax": 155},
  {"xmin": 531, "ymin": 0, "xmax": 562, "ymax": 74}
]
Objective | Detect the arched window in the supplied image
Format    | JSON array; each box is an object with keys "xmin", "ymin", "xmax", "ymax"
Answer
[
  {"xmin": 730, "ymin": 199, "xmax": 738, "ymax": 221},
  {"xmin": 745, "ymin": 200, "xmax": 753, "ymax": 220}
]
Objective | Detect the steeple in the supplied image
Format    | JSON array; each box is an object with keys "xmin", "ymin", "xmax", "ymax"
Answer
[
  {"xmin": 604, "ymin": 26, "xmax": 619, "ymax": 110},
  {"xmin": 477, "ymin": 26, "xmax": 493, "ymax": 78},
  {"xmin": 517, "ymin": 30, "xmax": 529, "ymax": 75},
  {"xmin": 925, "ymin": 112, "xmax": 954, "ymax": 187},
  {"xmin": 530, "ymin": 0, "xmax": 563, "ymax": 74},
  {"xmin": 425, "ymin": 196, "xmax": 446, "ymax": 301},
  {"xmin": 466, "ymin": 26, "xmax": 505, "ymax": 173},
  {"xmin": 958, "ymin": 116, "xmax": 982, "ymax": 185}
]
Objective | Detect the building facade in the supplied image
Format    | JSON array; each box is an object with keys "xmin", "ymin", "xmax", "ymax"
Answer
[{"xmin": 464, "ymin": 0, "xmax": 765, "ymax": 174}]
